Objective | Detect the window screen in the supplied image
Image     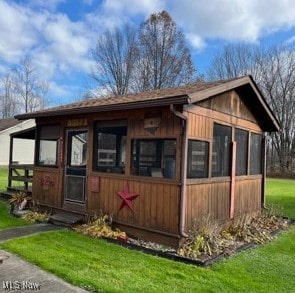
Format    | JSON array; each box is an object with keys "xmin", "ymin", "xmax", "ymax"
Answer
[
  {"xmin": 187, "ymin": 140, "xmax": 209, "ymax": 178},
  {"xmin": 250, "ymin": 133, "xmax": 262, "ymax": 175},
  {"xmin": 235, "ymin": 128, "xmax": 248, "ymax": 176},
  {"xmin": 131, "ymin": 139, "xmax": 176, "ymax": 179},
  {"xmin": 94, "ymin": 121, "xmax": 127, "ymax": 174},
  {"xmin": 38, "ymin": 125, "xmax": 60, "ymax": 166},
  {"xmin": 212, "ymin": 123, "xmax": 232, "ymax": 177}
]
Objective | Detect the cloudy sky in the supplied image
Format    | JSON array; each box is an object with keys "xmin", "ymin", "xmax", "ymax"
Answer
[{"xmin": 0, "ymin": 0, "xmax": 295, "ymax": 106}]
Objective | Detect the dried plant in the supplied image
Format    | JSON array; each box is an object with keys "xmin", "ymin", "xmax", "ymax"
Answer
[
  {"xmin": 73, "ymin": 212, "xmax": 126, "ymax": 240},
  {"xmin": 22, "ymin": 211, "xmax": 50, "ymax": 223}
]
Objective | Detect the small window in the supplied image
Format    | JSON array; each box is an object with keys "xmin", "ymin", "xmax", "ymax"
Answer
[
  {"xmin": 235, "ymin": 128, "xmax": 248, "ymax": 176},
  {"xmin": 94, "ymin": 120, "xmax": 127, "ymax": 174},
  {"xmin": 187, "ymin": 140, "xmax": 209, "ymax": 178},
  {"xmin": 131, "ymin": 139, "xmax": 176, "ymax": 179},
  {"xmin": 250, "ymin": 133, "xmax": 262, "ymax": 175},
  {"xmin": 212, "ymin": 123, "xmax": 232, "ymax": 177},
  {"xmin": 67, "ymin": 130, "xmax": 88, "ymax": 167},
  {"xmin": 38, "ymin": 125, "xmax": 60, "ymax": 166}
]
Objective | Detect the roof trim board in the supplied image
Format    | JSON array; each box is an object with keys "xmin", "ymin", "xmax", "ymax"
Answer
[{"xmin": 15, "ymin": 75, "xmax": 280, "ymax": 132}]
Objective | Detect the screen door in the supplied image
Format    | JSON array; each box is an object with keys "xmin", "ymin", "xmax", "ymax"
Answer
[{"xmin": 64, "ymin": 130, "xmax": 88, "ymax": 203}]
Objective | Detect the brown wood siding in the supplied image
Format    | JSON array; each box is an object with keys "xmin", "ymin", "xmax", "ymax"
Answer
[
  {"xmin": 185, "ymin": 180, "xmax": 230, "ymax": 229},
  {"xmin": 87, "ymin": 175, "xmax": 180, "ymax": 234},
  {"xmin": 185, "ymin": 177, "xmax": 262, "ymax": 229},
  {"xmin": 234, "ymin": 177, "xmax": 262, "ymax": 216},
  {"xmin": 186, "ymin": 105, "xmax": 262, "ymax": 138},
  {"xmin": 197, "ymin": 90, "xmax": 257, "ymax": 123},
  {"xmin": 184, "ymin": 90, "xmax": 263, "ymax": 229},
  {"xmin": 186, "ymin": 111, "xmax": 212, "ymax": 140},
  {"xmin": 32, "ymin": 167, "xmax": 63, "ymax": 207}
]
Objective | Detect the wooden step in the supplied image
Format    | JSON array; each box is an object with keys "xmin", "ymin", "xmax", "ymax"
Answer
[{"xmin": 49, "ymin": 213, "xmax": 84, "ymax": 227}]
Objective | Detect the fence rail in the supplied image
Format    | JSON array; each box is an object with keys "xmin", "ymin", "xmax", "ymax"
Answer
[{"xmin": 8, "ymin": 164, "xmax": 34, "ymax": 191}]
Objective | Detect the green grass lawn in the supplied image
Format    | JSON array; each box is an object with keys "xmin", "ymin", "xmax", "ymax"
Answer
[
  {"xmin": 0, "ymin": 169, "xmax": 294, "ymax": 292},
  {"xmin": 0, "ymin": 166, "xmax": 8, "ymax": 191},
  {"xmin": 266, "ymin": 178, "xmax": 295, "ymax": 219},
  {"xmin": 0, "ymin": 166, "xmax": 28, "ymax": 229},
  {"xmin": 0, "ymin": 200, "xmax": 28, "ymax": 229},
  {"xmin": 1, "ymin": 228, "xmax": 295, "ymax": 292}
]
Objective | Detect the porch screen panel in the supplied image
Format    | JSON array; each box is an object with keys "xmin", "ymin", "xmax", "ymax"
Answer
[
  {"xmin": 235, "ymin": 128, "xmax": 248, "ymax": 176},
  {"xmin": 65, "ymin": 175, "xmax": 85, "ymax": 202},
  {"xmin": 212, "ymin": 123, "xmax": 232, "ymax": 177},
  {"xmin": 250, "ymin": 133, "xmax": 262, "ymax": 175},
  {"xmin": 94, "ymin": 120, "xmax": 127, "ymax": 174},
  {"xmin": 38, "ymin": 125, "xmax": 60, "ymax": 166},
  {"xmin": 187, "ymin": 140, "xmax": 209, "ymax": 178},
  {"xmin": 131, "ymin": 139, "xmax": 176, "ymax": 179}
]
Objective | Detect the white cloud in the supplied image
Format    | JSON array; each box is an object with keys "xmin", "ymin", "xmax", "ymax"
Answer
[
  {"xmin": 102, "ymin": 0, "xmax": 164, "ymax": 18},
  {"xmin": 0, "ymin": 1, "xmax": 38, "ymax": 61},
  {"xmin": 83, "ymin": 0, "xmax": 94, "ymax": 5},
  {"xmin": 27, "ymin": 0, "xmax": 66, "ymax": 11},
  {"xmin": 186, "ymin": 34, "xmax": 206, "ymax": 51},
  {"xmin": 86, "ymin": 0, "xmax": 164, "ymax": 30},
  {"xmin": 0, "ymin": 0, "xmax": 95, "ymax": 76},
  {"xmin": 286, "ymin": 35, "xmax": 295, "ymax": 44},
  {"xmin": 1, "ymin": 0, "xmax": 294, "ymax": 106},
  {"xmin": 171, "ymin": 0, "xmax": 295, "ymax": 49}
]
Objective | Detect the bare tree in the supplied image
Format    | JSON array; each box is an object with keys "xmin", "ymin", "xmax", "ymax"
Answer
[
  {"xmin": 90, "ymin": 11, "xmax": 196, "ymax": 96},
  {"xmin": 0, "ymin": 73, "xmax": 18, "ymax": 118},
  {"xmin": 91, "ymin": 24, "xmax": 138, "ymax": 96},
  {"xmin": 207, "ymin": 43, "xmax": 295, "ymax": 174},
  {"xmin": 135, "ymin": 11, "xmax": 195, "ymax": 91},
  {"xmin": 207, "ymin": 44, "xmax": 257, "ymax": 80},
  {"xmin": 255, "ymin": 46, "xmax": 295, "ymax": 174},
  {"xmin": 12, "ymin": 56, "xmax": 49, "ymax": 113}
]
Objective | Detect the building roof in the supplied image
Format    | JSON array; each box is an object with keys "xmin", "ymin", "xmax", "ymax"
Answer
[
  {"xmin": 0, "ymin": 118, "xmax": 22, "ymax": 132},
  {"xmin": 15, "ymin": 75, "xmax": 280, "ymax": 132}
]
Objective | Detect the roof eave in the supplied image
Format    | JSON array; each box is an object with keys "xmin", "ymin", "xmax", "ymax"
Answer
[
  {"xmin": 15, "ymin": 95, "xmax": 189, "ymax": 120},
  {"xmin": 188, "ymin": 75, "xmax": 280, "ymax": 132}
]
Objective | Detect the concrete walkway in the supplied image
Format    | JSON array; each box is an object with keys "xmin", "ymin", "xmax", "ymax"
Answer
[
  {"xmin": 0, "ymin": 224, "xmax": 88, "ymax": 292},
  {"xmin": 0, "ymin": 224, "xmax": 64, "ymax": 243}
]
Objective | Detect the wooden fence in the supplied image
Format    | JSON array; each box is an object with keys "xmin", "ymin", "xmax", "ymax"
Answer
[{"xmin": 8, "ymin": 164, "xmax": 34, "ymax": 191}]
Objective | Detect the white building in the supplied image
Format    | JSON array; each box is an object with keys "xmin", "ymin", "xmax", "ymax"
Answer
[{"xmin": 0, "ymin": 118, "xmax": 35, "ymax": 165}]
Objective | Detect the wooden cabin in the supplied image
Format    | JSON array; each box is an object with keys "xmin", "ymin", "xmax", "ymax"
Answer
[{"xmin": 15, "ymin": 76, "xmax": 279, "ymax": 247}]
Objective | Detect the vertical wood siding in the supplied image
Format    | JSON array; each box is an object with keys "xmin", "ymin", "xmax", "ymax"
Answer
[
  {"xmin": 184, "ymin": 90, "xmax": 264, "ymax": 229},
  {"xmin": 186, "ymin": 181, "xmax": 230, "ymax": 228},
  {"xmin": 32, "ymin": 168, "xmax": 63, "ymax": 207},
  {"xmin": 185, "ymin": 177, "xmax": 262, "ymax": 229},
  {"xmin": 234, "ymin": 178, "xmax": 262, "ymax": 216},
  {"xmin": 87, "ymin": 176, "xmax": 180, "ymax": 234}
]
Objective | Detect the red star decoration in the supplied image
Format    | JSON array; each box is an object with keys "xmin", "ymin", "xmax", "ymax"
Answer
[{"xmin": 116, "ymin": 182, "xmax": 139, "ymax": 213}]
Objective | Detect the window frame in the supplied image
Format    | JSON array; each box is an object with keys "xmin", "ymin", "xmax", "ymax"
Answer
[
  {"xmin": 67, "ymin": 129, "xmax": 88, "ymax": 168},
  {"xmin": 211, "ymin": 123, "xmax": 232, "ymax": 177},
  {"xmin": 235, "ymin": 128, "xmax": 249, "ymax": 176},
  {"xmin": 187, "ymin": 139, "xmax": 209, "ymax": 179},
  {"xmin": 36, "ymin": 124, "xmax": 60, "ymax": 168},
  {"xmin": 131, "ymin": 138, "xmax": 177, "ymax": 179},
  {"xmin": 250, "ymin": 132, "xmax": 263, "ymax": 175},
  {"xmin": 93, "ymin": 120, "xmax": 127, "ymax": 174}
]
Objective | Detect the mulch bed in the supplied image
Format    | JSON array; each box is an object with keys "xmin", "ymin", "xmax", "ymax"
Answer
[{"xmin": 100, "ymin": 217, "xmax": 293, "ymax": 267}]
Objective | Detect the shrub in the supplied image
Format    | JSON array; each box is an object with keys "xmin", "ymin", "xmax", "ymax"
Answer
[
  {"xmin": 74, "ymin": 213, "xmax": 127, "ymax": 240},
  {"xmin": 8, "ymin": 191, "xmax": 32, "ymax": 206},
  {"xmin": 178, "ymin": 215, "xmax": 221, "ymax": 258},
  {"xmin": 22, "ymin": 211, "xmax": 50, "ymax": 223},
  {"xmin": 178, "ymin": 213, "xmax": 289, "ymax": 260}
]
